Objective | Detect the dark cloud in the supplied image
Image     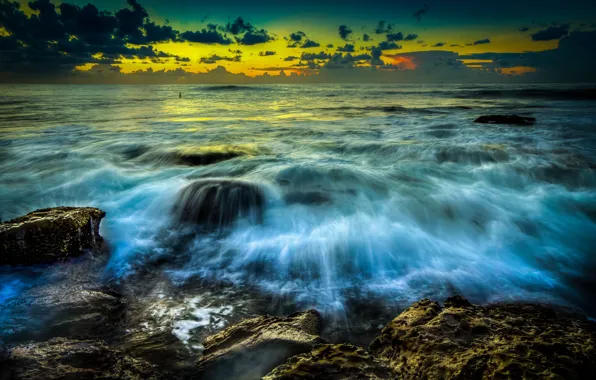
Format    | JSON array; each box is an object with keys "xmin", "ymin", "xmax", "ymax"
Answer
[
  {"xmin": 259, "ymin": 50, "xmax": 276, "ymax": 56},
  {"xmin": 236, "ymin": 29, "xmax": 274, "ymax": 45},
  {"xmin": 301, "ymin": 39, "xmax": 321, "ymax": 48},
  {"xmin": 432, "ymin": 42, "xmax": 446, "ymax": 47},
  {"xmin": 286, "ymin": 31, "xmax": 320, "ymax": 48},
  {"xmin": 200, "ymin": 54, "xmax": 241, "ymax": 64},
  {"xmin": 181, "ymin": 26, "xmax": 232, "ymax": 44},
  {"xmin": 413, "ymin": 5, "xmax": 429, "ymax": 23},
  {"xmin": 225, "ymin": 17, "xmax": 252, "ymax": 35},
  {"xmin": 300, "ymin": 51, "xmax": 331, "ymax": 61},
  {"xmin": 0, "ymin": 0, "xmax": 192, "ymax": 74},
  {"xmin": 362, "ymin": 33, "xmax": 370, "ymax": 42},
  {"xmin": 375, "ymin": 21, "xmax": 393, "ymax": 34},
  {"xmin": 404, "ymin": 33, "xmax": 418, "ymax": 41},
  {"xmin": 518, "ymin": 27, "xmax": 530, "ymax": 32},
  {"xmin": 337, "ymin": 44, "xmax": 355, "ymax": 52},
  {"xmin": 531, "ymin": 24, "xmax": 569, "ymax": 41},
  {"xmin": 326, "ymin": 44, "xmax": 334, "ymax": 48},
  {"xmin": 284, "ymin": 56, "xmax": 299, "ymax": 61},
  {"xmin": 386, "ymin": 32, "xmax": 404, "ymax": 41},
  {"xmin": 377, "ymin": 41, "xmax": 402, "ymax": 50},
  {"xmin": 339, "ymin": 25, "xmax": 353, "ymax": 40},
  {"xmin": 466, "ymin": 38, "xmax": 491, "ymax": 45},
  {"xmin": 228, "ymin": 49, "xmax": 243, "ymax": 54}
]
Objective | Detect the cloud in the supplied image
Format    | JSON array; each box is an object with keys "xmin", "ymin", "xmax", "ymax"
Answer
[
  {"xmin": 283, "ymin": 56, "xmax": 299, "ymax": 61},
  {"xmin": 460, "ymin": 30, "xmax": 596, "ymax": 81},
  {"xmin": 375, "ymin": 21, "xmax": 393, "ymax": 34},
  {"xmin": 181, "ymin": 26, "xmax": 233, "ymax": 44},
  {"xmin": 404, "ymin": 33, "xmax": 418, "ymax": 41},
  {"xmin": 339, "ymin": 25, "xmax": 353, "ymax": 40},
  {"xmin": 518, "ymin": 27, "xmax": 530, "ymax": 32},
  {"xmin": 300, "ymin": 51, "xmax": 331, "ymax": 61},
  {"xmin": 236, "ymin": 29, "xmax": 274, "ymax": 45},
  {"xmin": 531, "ymin": 25, "xmax": 569, "ymax": 41},
  {"xmin": 377, "ymin": 41, "xmax": 402, "ymax": 50},
  {"xmin": 286, "ymin": 31, "xmax": 320, "ymax": 48},
  {"xmin": 386, "ymin": 32, "xmax": 404, "ymax": 42},
  {"xmin": 413, "ymin": 5, "xmax": 429, "ymax": 23},
  {"xmin": 259, "ymin": 50, "xmax": 276, "ymax": 56},
  {"xmin": 326, "ymin": 44, "xmax": 334, "ymax": 48},
  {"xmin": 337, "ymin": 44, "xmax": 355, "ymax": 52},
  {"xmin": 432, "ymin": 42, "xmax": 446, "ymax": 47},
  {"xmin": 200, "ymin": 54, "xmax": 241, "ymax": 64},
  {"xmin": 362, "ymin": 33, "xmax": 371, "ymax": 42},
  {"xmin": 466, "ymin": 38, "xmax": 491, "ymax": 45}
]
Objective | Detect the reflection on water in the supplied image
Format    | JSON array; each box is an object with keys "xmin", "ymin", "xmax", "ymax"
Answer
[{"xmin": 1, "ymin": 83, "xmax": 596, "ymax": 346}]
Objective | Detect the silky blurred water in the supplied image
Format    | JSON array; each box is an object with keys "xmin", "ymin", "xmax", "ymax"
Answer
[{"xmin": 1, "ymin": 84, "xmax": 596, "ymax": 344}]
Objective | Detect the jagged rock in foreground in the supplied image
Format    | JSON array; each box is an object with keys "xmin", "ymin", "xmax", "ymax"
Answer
[
  {"xmin": 474, "ymin": 114, "xmax": 536, "ymax": 126},
  {"xmin": 369, "ymin": 296, "xmax": 596, "ymax": 379},
  {"xmin": 196, "ymin": 310, "xmax": 325, "ymax": 380},
  {"xmin": 263, "ymin": 344, "xmax": 396, "ymax": 380},
  {"xmin": 0, "ymin": 207, "xmax": 106, "ymax": 265},
  {"xmin": 173, "ymin": 179, "xmax": 265, "ymax": 229},
  {"xmin": 1, "ymin": 338, "xmax": 158, "ymax": 380}
]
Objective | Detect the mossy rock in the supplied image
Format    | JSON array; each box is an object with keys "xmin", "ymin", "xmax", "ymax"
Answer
[
  {"xmin": 0, "ymin": 207, "xmax": 105, "ymax": 265},
  {"xmin": 369, "ymin": 296, "xmax": 596, "ymax": 379},
  {"xmin": 263, "ymin": 343, "xmax": 396, "ymax": 379}
]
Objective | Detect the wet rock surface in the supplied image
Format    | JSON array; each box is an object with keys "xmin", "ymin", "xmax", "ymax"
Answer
[
  {"xmin": 196, "ymin": 310, "xmax": 324, "ymax": 380},
  {"xmin": 173, "ymin": 179, "xmax": 265, "ymax": 229},
  {"xmin": 263, "ymin": 344, "xmax": 396, "ymax": 380},
  {"xmin": 0, "ymin": 207, "xmax": 105, "ymax": 265},
  {"xmin": 474, "ymin": 114, "xmax": 536, "ymax": 126},
  {"xmin": 369, "ymin": 296, "xmax": 596, "ymax": 379},
  {"xmin": 2, "ymin": 338, "xmax": 158, "ymax": 380}
]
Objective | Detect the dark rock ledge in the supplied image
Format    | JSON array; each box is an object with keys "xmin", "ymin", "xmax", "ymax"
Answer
[
  {"xmin": 0, "ymin": 206, "xmax": 105, "ymax": 265},
  {"xmin": 474, "ymin": 114, "xmax": 536, "ymax": 126}
]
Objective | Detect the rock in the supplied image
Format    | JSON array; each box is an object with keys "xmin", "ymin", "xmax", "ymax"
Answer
[
  {"xmin": 474, "ymin": 114, "xmax": 536, "ymax": 126},
  {"xmin": 196, "ymin": 310, "xmax": 325, "ymax": 380},
  {"xmin": 2, "ymin": 287, "xmax": 126, "ymax": 343},
  {"xmin": 1, "ymin": 337, "xmax": 158, "ymax": 380},
  {"xmin": 0, "ymin": 207, "xmax": 106, "ymax": 265},
  {"xmin": 263, "ymin": 344, "xmax": 396, "ymax": 380},
  {"xmin": 369, "ymin": 297, "xmax": 596, "ymax": 379},
  {"xmin": 173, "ymin": 179, "xmax": 265, "ymax": 229},
  {"xmin": 135, "ymin": 145, "xmax": 257, "ymax": 167}
]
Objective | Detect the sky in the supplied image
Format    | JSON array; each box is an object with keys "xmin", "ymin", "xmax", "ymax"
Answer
[{"xmin": 1, "ymin": 0, "xmax": 596, "ymax": 83}]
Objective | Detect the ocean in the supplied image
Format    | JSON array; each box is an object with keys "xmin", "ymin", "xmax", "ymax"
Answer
[{"xmin": 1, "ymin": 83, "xmax": 595, "ymax": 347}]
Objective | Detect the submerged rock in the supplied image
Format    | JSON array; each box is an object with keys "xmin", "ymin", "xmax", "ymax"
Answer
[
  {"xmin": 173, "ymin": 179, "xmax": 265, "ymax": 229},
  {"xmin": 2, "ymin": 338, "xmax": 158, "ymax": 380},
  {"xmin": 263, "ymin": 344, "xmax": 396, "ymax": 380},
  {"xmin": 474, "ymin": 114, "xmax": 536, "ymax": 126},
  {"xmin": 0, "ymin": 207, "xmax": 105, "ymax": 265},
  {"xmin": 369, "ymin": 296, "xmax": 596, "ymax": 379},
  {"xmin": 136, "ymin": 145, "xmax": 257, "ymax": 167},
  {"xmin": 196, "ymin": 310, "xmax": 324, "ymax": 380}
]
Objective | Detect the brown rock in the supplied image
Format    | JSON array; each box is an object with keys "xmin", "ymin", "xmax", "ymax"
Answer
[
  {"xmin": 263, "ymin": 344, "xmax": 396, "ymax": 380},
  {"xmin": 369, "ymin": 297, "xmax": 596, "ymax": 379},
  {"xmin": 196, "ymin": 310, "xmax": 325, "ymax": 380},
  {"xmin": 0, "ymin": 207, "xmax": 106, "ymax": 265}
]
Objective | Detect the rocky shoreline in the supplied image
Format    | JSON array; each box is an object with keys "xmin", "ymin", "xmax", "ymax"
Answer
[{"xmin": 1, "ymin": 206, "xmax": 595, "ymax": 379}]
